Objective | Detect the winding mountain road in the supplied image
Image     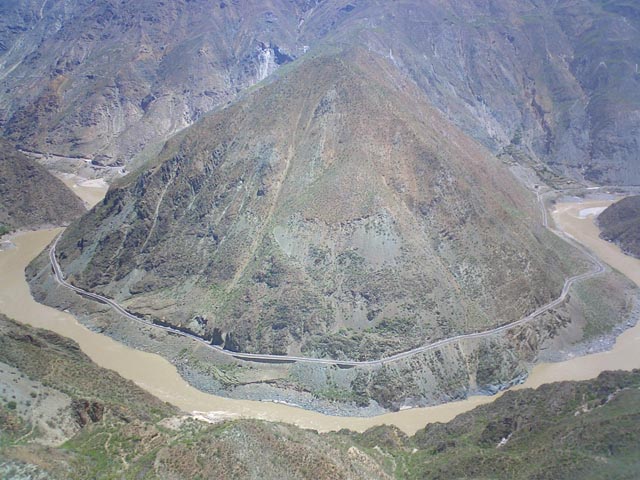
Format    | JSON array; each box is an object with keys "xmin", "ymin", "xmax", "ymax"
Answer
[{"xmin": 49, "ymin": 187, "xmax": 609, "ymax": 366}]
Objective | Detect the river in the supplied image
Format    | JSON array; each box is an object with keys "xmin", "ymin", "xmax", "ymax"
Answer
[
  {"xmin": 513, "ymin": 198, "xmax": 640, "ymax": 388},
  {"xmin": 1, "ymin": 195, "xmax": 639, "ymax": 435}
]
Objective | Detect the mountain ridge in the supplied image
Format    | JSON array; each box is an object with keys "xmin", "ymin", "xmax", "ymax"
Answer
[
  {"xmin": 0, "ymin": 139, "xmax": 86, "ymax": 233},
  {"xmin": 1, "ymin": 0, "xmax": 639, "ymax": 182}
]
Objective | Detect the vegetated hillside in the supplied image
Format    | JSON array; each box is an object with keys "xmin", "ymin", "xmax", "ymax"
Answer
[
  {"xmin": 54, "ymin": 48, "xmax": 580, "ymax": 360},
  {"xmin": 1, "ymin": 1, "xmax": 639, "ymax": 183},
  {"xmin": 1, "ymin": 315, "xmax": 639, "ymax": 479},
  {"xmin": 0, "ymin": 139, "xmax": 85, "ymax": 233},
  {"xmin": 0, "ymin": 315, "xmax": 390, "ymax": 480},
  {"xmin": 397, "ymin": 369, "xmax": 640, "ymax": 479},
  {"xmin": 598, "ymin": 195, "xmax": 640, "ymax": 258}
]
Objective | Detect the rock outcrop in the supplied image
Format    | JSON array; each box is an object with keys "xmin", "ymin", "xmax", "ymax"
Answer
[{"xmin": 598, "ymin": 195, "xmax": 640, "ymax": 258}]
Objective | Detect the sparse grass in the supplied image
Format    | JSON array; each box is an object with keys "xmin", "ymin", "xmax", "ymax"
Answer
[
  {"xmin": 313, "ymin": 385, "xmax": 358, "ymax": 403},
  {"xmin": 572, "ymin": 271, "xmax": 635, "ymax": 341},
  {"xmin": 0, "ymin": 315, "xmax": 176, "ymax": 422}
]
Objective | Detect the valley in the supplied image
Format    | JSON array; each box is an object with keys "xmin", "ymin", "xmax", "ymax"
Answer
[
  {"xmin": 1, "ymin": 311, "xmax": 638, "ymax": 478},
  {"xmin": 2, "ymin": 185, "xmax": 639, "ymax": 435}
]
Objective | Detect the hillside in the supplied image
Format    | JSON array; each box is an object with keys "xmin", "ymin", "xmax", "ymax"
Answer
[
  {"xmin": 1, "ymin": 1, "xmax": 639, "ymax": 183},
  {"xmin": 52, "ymin": 48, "xmax": 581, "ymax": 360},
  {"xmin": 0, "ymin": 314, "xmax": 390, "ymax": 479},
  {"xmin": 598, "ymin": 195, "xmax": 640, "ymax": 258},
  {"xmin": 398, "ymin": 369, "xmax": 640, "ymax": 479},
  {"xmin": 0, "ymin": 139, "xmax": 85, "ymax": 233},
  {"xmin": 1, "ymin": 315, "xmax": 639, "ymax": 479}
]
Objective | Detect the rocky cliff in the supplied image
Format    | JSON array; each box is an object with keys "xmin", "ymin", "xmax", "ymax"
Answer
[
  {"xmin": 0, "ymin": 0, "xmax": 307, "ymax": 166},
  {"xmin": 598, "ymin": 195, "xmax": 640, "ymax": 258}
]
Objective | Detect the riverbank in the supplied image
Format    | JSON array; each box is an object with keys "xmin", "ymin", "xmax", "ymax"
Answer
[
  {"xmin": 2, "ymin": 228, "xmax": 506, "ymax": 433},
  {"xmin": 2, "ymin": 193, "xmax": 639, "ymax": 434}
]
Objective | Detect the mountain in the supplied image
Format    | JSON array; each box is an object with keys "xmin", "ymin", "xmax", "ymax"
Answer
[
  {"xmin": 598, "ymin": 195, "xmax": 640, "ymax": 258},
  {"xmin": 1, "ymin": 0, "xmax": 639, "ymax": 182},
  {"xmin": 401, "ymin": 369, "xmax": 640, "ymax": 479},
  {"xmin": 1, "ymin": 314, "xmax": 639, "ymax": 479},
  {"xmin": 0, "ymin": 0, "xmax": 307, "ymax": 167},
  {"xmin": 52, "ymin": 48, "xmax": 580, "ymax": 359},
  {"xmin": 0, "ymin": 139, "xmax": 85, "ymax": 233}
]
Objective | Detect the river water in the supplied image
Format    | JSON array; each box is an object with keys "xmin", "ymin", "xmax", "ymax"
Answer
[
  {"xmin": 514, "ymin": 199, "xmax": 640, "ymax": 388},
  {"xmin": 1, "ymin": 196, "xmax": 639, "ymax": 435}
]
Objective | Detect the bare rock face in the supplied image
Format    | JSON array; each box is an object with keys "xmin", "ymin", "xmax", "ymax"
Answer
[
  {"xmin": 55, "ymin": 49, "xmax": 580, "ymax": 360},
  {"xmin": 0, "ymin": 0, "xmax": 305, "ymax": 167},
  {"xmin": 71, "ymin": 399, "xmax": 105, "ymax": 427},
  {"xmin": 0, "ymin": 139, "xmax": 85, "ymax": 231},
  {"xmin": 1, "ymin": 1, "xmax": 639, "ymax": 182}
]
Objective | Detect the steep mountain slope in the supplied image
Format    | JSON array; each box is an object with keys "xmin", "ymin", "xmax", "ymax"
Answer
[
  {"xmin": 0, "ymin": 0, "xmax": 308, "ymax": 166},
  {"xmin": 399, "ymin": 369, "xmax": 640, "ymax": 479},
  {"xmin": 2, "ymin": 1, "xmax": 639, "ymax": 182},
  {"xmin": 54, "ymin": 49, "xmax": 578, "ymax": 359},
  {"xmin": 345, "ymin": 0, "xmax": 640, "ymax": 184},
  {"xmin": 0, "ymin": 139, "xmax": 85, "ymax": 232},
  {"xmin": 598, "ymin": 195, "xmax": 640, "ymax": 258}
]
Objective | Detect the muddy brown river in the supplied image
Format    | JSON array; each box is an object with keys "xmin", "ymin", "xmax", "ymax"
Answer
[{"xmin": 1, "ymin": 196, "xmax": 639, "ymax": 435}]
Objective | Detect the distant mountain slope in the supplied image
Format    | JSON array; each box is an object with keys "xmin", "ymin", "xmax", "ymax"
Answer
[
  {"xmin": 355, "ymin": 0, "xmax": 640, "ymax": 184},
  {"xmin": 0, "ymin": 0, "xmax": 309, "ymax": 166},
  {"xmin": 598, "ymin": 195, "xmax": 640, "ymax": 258},
  {"xmin": 1, "ymin": 0, "xmax": 639, "ymax": 182},
  {"xmin": 54, "ymin": 49, "xmax": 579, "ymax": 359},
  {"xmin": 0, "ymin": 139, "xmax": 85, "ymax": 232}
]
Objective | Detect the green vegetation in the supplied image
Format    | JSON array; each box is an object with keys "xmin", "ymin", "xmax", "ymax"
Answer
[
  {"xmin": 0, "ymin": 314, "xmax": 175, "ymax": 423},
  {"xmin": 1, "ymin": 314, "xmax": 639, "ymax": 479},
  {"xmin": 390, "ymin": 370, "xmax": 640, "ymax": 479},
  {"xmin": 313, "ymin": 384, "xmax": 360, "ymax": 403},
  {"xmin": 573, "ymin": 272, "xmax": 636, "ymax": 340}
]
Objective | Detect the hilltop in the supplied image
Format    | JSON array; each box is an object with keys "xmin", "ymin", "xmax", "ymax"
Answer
[
  {"xmin": 0, "ymin": 139, "xmax": 85, "ymax": 234},
  {"xmin": 598, "ymin": 195, "xmax": 640, "ymax": 258},
  {"xmin": 52, "ymin": 48, "xmax": 582, "ymax": 361}
]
